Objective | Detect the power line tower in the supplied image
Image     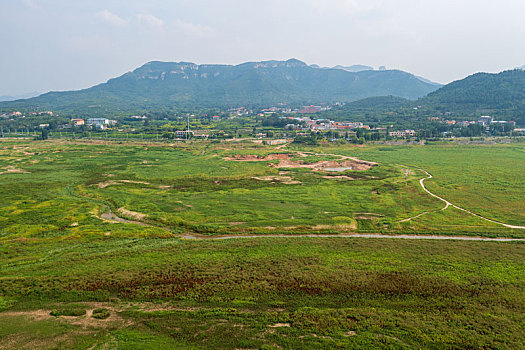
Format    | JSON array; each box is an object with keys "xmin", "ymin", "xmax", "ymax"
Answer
[{"xmin": 187, "ymin": 114, "xmax": 190, "ymax": 141}]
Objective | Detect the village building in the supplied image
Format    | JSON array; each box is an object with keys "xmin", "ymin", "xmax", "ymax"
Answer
[
  {"xmin": 388, "ymin": 130, "xmax": 417, "ymax": 138},
  {"xmin": 477, "ymin": 116, "xmax": 493, "ymax": 126},
  {"xmin": 86, "ymin": 118, "xmax": 117, "ymax": 130},
  {"xmin": 71, "ymin": 119, "xmax": 85, "ymax": 126},
  {"xmin": 175, "ymin": 130, "xmax": 194, "ymax": 138}
]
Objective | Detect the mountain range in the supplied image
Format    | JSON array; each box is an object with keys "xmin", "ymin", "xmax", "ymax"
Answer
[
  {"xmin": 2, "ymin": 60, "xmax": 525, "ymax": 125},
  {"xmin": 0, "ymin": 59, "xmax": 440, "ymax": 114}
]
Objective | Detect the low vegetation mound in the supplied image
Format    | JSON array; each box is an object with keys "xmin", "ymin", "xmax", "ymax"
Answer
[
  {"xmin": 50, "ymin": 306, "xmax": 87, "ymax": 317},
  {"xmin": 91, "ymin": 308, "xmax": 111, "ymax": 319}
]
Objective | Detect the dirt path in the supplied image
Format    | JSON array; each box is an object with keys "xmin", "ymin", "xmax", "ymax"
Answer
[
  {"xmin": 416, "ymin": 170, "xmax": 525, "ymax": 229},
  {"xmin": 275, "ymin": 142, "xmax": 291, "ymax": 149},
  {"xmin": 180, "ymin": 233, "xmax": 525, "ymax": 242},
  {"xmin": 100, "ymin": 208, "xmax": 525, "ymax": 242},
  {"xmin": 101, "ymin": 210, "xmax": 151, "ymax": 227}
]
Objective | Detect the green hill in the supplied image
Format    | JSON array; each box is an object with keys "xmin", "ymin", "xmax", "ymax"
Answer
[
  {"xmin": 320, "ymin": 70, "xmax": 525, "ymax": 126},
  {"xmin": 420, "ymin": 69, "xmax": 525, "ymax": 124}
]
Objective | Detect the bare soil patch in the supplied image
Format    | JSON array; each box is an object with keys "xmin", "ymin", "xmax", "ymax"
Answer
[
  {"xmin": 96, "ymin": 179, "xmax": 150, "ymax": 188},
  {"xmin": 313, "ymin": 223, "xmax": 357, "ymax": 232},
  {"xmin": 354, "ymin": 213, "xmax": 384, "ymax": 220},
  {"xmin": 0, "ymin": 304, "xmax": 130, "ymax": 332},
  {"xmin": 402, "ymin": 168, "xmax": 415, "ymax": 177},
  {"xmin": 269, "ymin": 323, "xmax": 290, "ymax": 328},
  {"xmin": 96, "ymin": 180, "xmax": 121, "ymax": 189},
  {"xmin": 322, "ymin": 175, "xmax": 354, "ymax": 180},
  {"xmin": 272, "ymin": 159, "xmax": 376, "ymax": 171},
  {"xmin": 117, "ymin": 207, "xmax": 147, "ymax": 221},
  {"xmin": 224, "ymin": 153, "xmax": 292, "ymax": 161},
  {"xmin": 229, "ymin": 222, "xmax": 247, "ymax": 226},
  {"xmin": 119, "ymin": 180, "xmax": 150, "ymax": 185}
]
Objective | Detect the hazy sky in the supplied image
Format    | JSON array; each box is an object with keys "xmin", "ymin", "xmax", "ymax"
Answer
[{"xmin": 2, "ymin": 0, "xmax": 525, "ymax": 96}]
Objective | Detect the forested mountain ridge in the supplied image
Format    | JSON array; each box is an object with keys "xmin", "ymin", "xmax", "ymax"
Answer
[
  {"xmin": 313, "ymin": 70, "xmax": 525, "ymax": 126},
  {"xmin": 0, "ymin": 59, "xmax": 440, "ymax": 114}
]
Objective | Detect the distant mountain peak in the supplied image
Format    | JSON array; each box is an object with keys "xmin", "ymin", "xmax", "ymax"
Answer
[
  {"xmin": 333, "ymin": 64, "xmax": 374, "ymax": 72},
  {"xmin": 285, "ymin": 58, "xmax": 308, "ymax": 66},
  {"xmin": 241, "ymin": 59, "xmax": 308, "ymax": 69}
]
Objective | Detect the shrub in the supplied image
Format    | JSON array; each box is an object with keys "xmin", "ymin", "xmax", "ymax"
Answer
[
  {"xmin": 50, "ymin": 306, "xmax": 86, "ymax": 317},
  {"xmin": 92, "ymin": 308, "xmax": 111, "ymax": 319}
]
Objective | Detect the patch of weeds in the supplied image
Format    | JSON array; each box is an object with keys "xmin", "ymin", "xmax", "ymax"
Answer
[
  {"xmin": 0, "ymin": 296, "xmax": 15, "ymax": 311},
  {"xmin": 92, "ymin": 308, "xmax": 111, "ymax": 319},
  {"xmin": 50, "ymin": 306, "xmax": 86, "ymax": 317}
]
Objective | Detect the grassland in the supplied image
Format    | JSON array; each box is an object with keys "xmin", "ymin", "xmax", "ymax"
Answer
[
  {"xmin": 1, "ymin": 237, "xmax": 524, "ymax": 349},
  {"xmin": 0, "ymin": 139, "xmax": 524, "ymax": 349},
  {"xmin": 1, "ymin": 139, "xmax": 524, "ymax": 238}
]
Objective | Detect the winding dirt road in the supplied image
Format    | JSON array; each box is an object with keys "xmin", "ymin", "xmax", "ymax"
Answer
[
  {"xmin": 287, "ymin": 147, "xmax": 525, "ymax": 230},
  {"xmin": 417, "ymin": 170, "xmax": 525, "ymax": 229}
]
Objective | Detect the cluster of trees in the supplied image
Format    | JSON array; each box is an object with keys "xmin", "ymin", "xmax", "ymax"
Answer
[{"xmin": 261, "ymin": 115, "xmax": 303, "ymax": 128}]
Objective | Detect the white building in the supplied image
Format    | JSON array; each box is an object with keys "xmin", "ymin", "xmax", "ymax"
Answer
[
  {"xmin": 86, "ymin": 118, "xmax": 117, "ymax": 129},
  {"xmin": 477, "ymin": 116, "xmax": 493, "ymax": 126},
  {"xmin": 388, "ymin": 130, "xmax": 417, "ymax": 138},
  {"xmin": 175, "ymin": 130, "xmax": 194, "ymax": 138}
]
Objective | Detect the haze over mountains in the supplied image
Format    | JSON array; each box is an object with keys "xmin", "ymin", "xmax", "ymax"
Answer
[
  {"xmin": 0, "ymin": 59, "xmax": 440, "ymax": 113},
  {"xmin": 0, "ymin": 91, "xmax": 40, "ymax": 102}
]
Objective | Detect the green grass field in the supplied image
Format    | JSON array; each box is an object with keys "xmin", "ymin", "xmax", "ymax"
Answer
[
  {"xmin": 0, "ymin": 237, "xmax": 524, "ymax": 349},
  {"xmin": 1, "ymin": 139, "xmax": 524, "ymax": 239},
  {"xmin": 1, "ymin": 139, "xmax": 524, "ymax": 349}
]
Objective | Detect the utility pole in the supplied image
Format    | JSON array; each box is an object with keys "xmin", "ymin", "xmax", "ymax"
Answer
[{"xmin": 187, "ymin": 114, "xmax": 190, "ymax": 141}]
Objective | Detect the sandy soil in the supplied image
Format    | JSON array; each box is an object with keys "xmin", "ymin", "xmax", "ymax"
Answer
[
  {"xmin": 271, "ymin": 159, "xmax": 375, "ymax": 171},
  {"xmin": 225, "ymin": 151, "xmax": 376, "ymax": 172},
  {"xmin": 119, "ymin": 180, "xmax": 151, "ymax": 185},
  {"xmin": 224, "ymin": 153, "xmax": 292, "ymax": 161},
  {"xmin": 96, "ymin": 180, "xmax": 122, "ymax": 189},
  {"xmin": 117, "ymin": 207, "xmax": 147, "ymax": 221},
  {"xmin": 96, "ymin": 179, "xmax": 151, "ymax": 188},
  {"xmin": 321, "ymin": 175, "xmax": 354, "ymax": 180}
]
